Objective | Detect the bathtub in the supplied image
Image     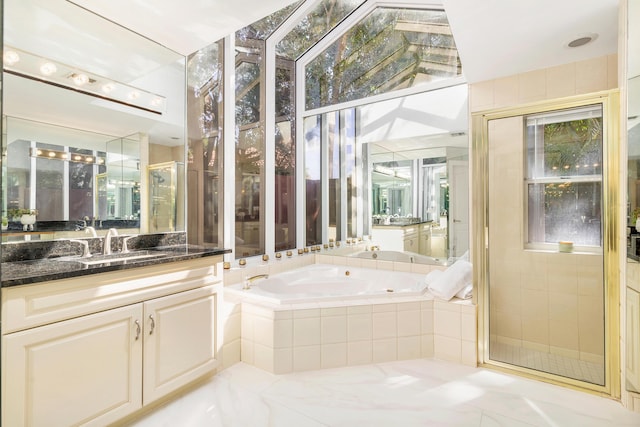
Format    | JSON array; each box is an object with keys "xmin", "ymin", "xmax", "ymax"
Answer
[
  {"xmin": 227, "ymin": 263, "xmax": 427, "ymax": 304},
  {"xmin": 350, "ymin": 250, "xmax": 446, "ymax": 266}
]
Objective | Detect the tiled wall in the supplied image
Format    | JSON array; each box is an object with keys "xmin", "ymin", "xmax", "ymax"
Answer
[
  {"xmin": 470, "ymin": 54, "xmax": 617, "ymax": 112},
  {"xmin": 475, "ymin": 55, "xmax": 615, "ymax": 365},
  {"xmin": 218, "ymin": 253, "xmax": 476, "ymax": 374}
]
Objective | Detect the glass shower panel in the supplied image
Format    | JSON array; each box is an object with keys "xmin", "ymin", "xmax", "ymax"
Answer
[{"xmin": 487, "ymin": 112, "xmax": 605, "ymax": 387}]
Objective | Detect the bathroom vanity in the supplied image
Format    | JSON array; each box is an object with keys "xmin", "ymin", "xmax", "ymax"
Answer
[
  {"xmin": 1, "ymin": 246, "xmax": 227, "ymax": 426},
  {"xmin": 371, "ymin": 221, "xmax": 434, "ymax": 255}
]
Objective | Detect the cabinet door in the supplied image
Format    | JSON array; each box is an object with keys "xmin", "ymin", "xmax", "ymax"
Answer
[
  {"xmin": 628, "ymin": 288, "xmax": 640, "ymax": 392},
  {"xmin": 143, "ymin": 285, "xmax": 218, "ymax": 405},
  {"xmin": 2, "ymin": 304, "xmax": 143, "ymax": 427}
]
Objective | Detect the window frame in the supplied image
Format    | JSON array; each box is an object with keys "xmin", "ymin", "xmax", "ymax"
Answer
[{"xmin": 523, "ymin": 104, "xmax": 604, "ymax": 253}]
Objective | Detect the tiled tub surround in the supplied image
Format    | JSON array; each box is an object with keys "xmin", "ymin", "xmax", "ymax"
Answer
[{"xmin": 222, "ymin": 254, "xmax": 476, "ymax": 374}]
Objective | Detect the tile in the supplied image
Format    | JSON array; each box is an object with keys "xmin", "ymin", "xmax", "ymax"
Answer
[
  {"xmin": 461, "ymin": 313, "xmax": 477, "ymax": 342},
  {"xmin": 461, "ymin": 340, "xmax": 477, "ymax": 367},
  {"xmin": 421, "ymin": 307, "xmax": 434, "ymax": 335},
  {"xmin": 434, "ymin": 308, "xmax": 461, "ymax": 339},
  {"xmin": 397, "ymin": 335, "xmax": 421, "ymax": 360},
  {"xmin": 347, "ymin": 340, "xmax": 372, "ymax": 365},
  {"xmin": 372, "ymin": 338, "xmax": 397, "ymax": 362},
  {"xmin": 347, "ymin": 313, "xmax": 372, "ymax": 341},
  {"xmin": 273, "ymin": 348, "xmax": 293, "ymax": 374},
  {"xmin": 518, "ymin": 69, "xmax": 546, "ymax": 103},
  {"xmin": 293, "ymin": 345, "xmax": 321, "ymax": 372},
  {"xmin": 223, "ymin": 312, "xmax": 241, "ymax": 343},
  {"xmin": 575, "ymin": 56, "xmax": 608, "ymax": 94},
  {"xmin": 607, "ymin": 53, "xmax": 618, "ymax": 89},
  {"xmin": 253, "ymin": 315, "xmax": 274, "ymax": 347},
  {"xmin": 321, "ymin": 315, "xmax": 347, "ymax": 344},
  {"xmin": 470, "ymin": 79, "xmax": 495, "ymax": 111},
  {"xmin": 434, "ymin": 335, "xmax": 461, "ymax": 363},
  {"xmin": 397, "ymin": 309, "xmax": 421, "ymax": 337},
  {"xmin": 421, "ymin": 333, "xmax": 434, "ymax": 357},
  {"xmin": 253, "ymin": 343, "xmax": 274, "ymax": 372},
  {"xmin": 293, "ymin": 317, "xmax": 321, "ymax": 347},
  {"xmin": 240, "ymin": 338, "xmax": 254, "ymax": 364},
  {"xmin": 274, "ymin": 319, "xmax": 293, "ymax": 349},
  {"xmin": 222, "ymin": 339, "xmax": 240, "ymax": 370},
  {"xmin": 372, "ymin": 312, "xmax": 397, "ymax": 339},
  {"xmin": 321, "ymin": 343, "xmax": 347, "ymax": 369},
  {"xmin": 546, "ymin": 62, "xmax": 576, "ymax": 98},
  {"xmin": 493, "ymin": 75, "xmax": 518, "ymax": 108}
]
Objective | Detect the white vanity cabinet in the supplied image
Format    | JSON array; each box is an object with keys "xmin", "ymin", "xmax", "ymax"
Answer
[{"xmin": 1, "ymin": 256, "xmax": 223, "ymax": 427}]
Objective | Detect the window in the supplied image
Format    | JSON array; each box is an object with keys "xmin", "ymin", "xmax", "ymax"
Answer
[{"xmin": 525, "ymin": 105, "xmax": 603, "ymax": 248}]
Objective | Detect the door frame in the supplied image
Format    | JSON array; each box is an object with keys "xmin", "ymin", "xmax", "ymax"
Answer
[{"xmin": 471, "ymin": 90, "xmax": 621, "ymax": 398}]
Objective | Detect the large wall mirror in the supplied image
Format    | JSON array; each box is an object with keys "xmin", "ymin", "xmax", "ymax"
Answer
[
  {"xmin": 305, "ymin": 84, "xmax": 469, "ymax": 264},
  {"xmin": 1, "ymin": 0, "xmax": 186, "ymax": 240}
]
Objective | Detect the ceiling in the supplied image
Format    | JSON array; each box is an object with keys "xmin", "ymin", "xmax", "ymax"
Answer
[{"xmin": 70, "ymin": 0, "xmax": 620, "ymax": 83}]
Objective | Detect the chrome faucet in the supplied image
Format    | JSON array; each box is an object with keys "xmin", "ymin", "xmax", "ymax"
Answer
[
  {"xmin": 243, "ymin": 274, "xmax": 269, "ymax": 290},
  {"xmin": 103, "ymin": 228, "xmax": 118, "ymax": 255},
  {"xmin": 85, "ymin": 226, "xmax": 97, "ymax": 237}
]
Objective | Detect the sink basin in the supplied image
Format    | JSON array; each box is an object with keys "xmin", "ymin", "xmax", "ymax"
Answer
[{"xmin": 57, "ymin": 251, "xmax": 167, "ymax": 265}]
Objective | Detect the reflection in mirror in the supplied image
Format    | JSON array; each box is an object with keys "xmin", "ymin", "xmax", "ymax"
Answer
[
  {"xmin": 302, "ymin": 84, "xmax": 469, "ymax": 264},
  {"xmin": 1, "ymin": 0, "xmax": 186, "ymax": 241}
]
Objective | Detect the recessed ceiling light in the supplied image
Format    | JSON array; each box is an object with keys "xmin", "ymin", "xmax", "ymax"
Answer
[{"xmin": 566, "ymin": 33, "xmax": 598, "ymax": 48}]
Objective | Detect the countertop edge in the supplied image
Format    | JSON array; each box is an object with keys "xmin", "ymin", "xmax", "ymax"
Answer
[{"xmin": 1, "ymin": 247, "xmax": 231, "ymax": 288}]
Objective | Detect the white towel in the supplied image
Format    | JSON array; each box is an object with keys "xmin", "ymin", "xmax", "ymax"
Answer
[
  {"xmin": 455, "ymin": 283, "xmax": 473, "ymax": 300},
  {"xmin": 427, "ymin": 260, "xmax": 473, "ymax": 301}
]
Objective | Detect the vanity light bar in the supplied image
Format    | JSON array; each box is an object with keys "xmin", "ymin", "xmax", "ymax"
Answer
[
  {"xmin": 3, "ymin": 46, "xmax": 166, "ymax": 115},
  {"xmin": 30, "ymin": 148, "xmax": 106, "ymax": 165}
]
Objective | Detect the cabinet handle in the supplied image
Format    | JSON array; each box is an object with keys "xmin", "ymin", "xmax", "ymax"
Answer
[
  {"xmin": 149, "ymin": 314, "xmax": 155, "ymax": 335},
  {"xmin": 134, "ymin": 320, "xmax": 141, "ymax": 341}
]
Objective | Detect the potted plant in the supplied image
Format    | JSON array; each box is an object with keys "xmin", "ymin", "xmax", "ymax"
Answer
[
  {"xmin": 1, "ymin": 216, "xmax": 8, "ymax": 231},
  {"xmin": 8, "ymin": 208, "xmax": 38, "ymax": 231}
]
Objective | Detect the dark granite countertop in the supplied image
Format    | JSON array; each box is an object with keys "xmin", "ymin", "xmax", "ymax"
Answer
[{"xmin": 1, "ymin": 245, "xmax": 230, "ymax": 287}]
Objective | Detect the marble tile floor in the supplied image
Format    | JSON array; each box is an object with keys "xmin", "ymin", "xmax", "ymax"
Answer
[{"xmin": 128, "ymin": 359, "xmax": 640, "ymax": 427}]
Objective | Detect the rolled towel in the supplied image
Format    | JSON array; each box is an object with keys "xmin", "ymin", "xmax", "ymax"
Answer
[
  {"xmin": 455, "ymin": 283, "xmax": 473, "ymax": 300},
  {"xmin": 428, "ymin": 260, "xmax": 472, "ymax": 301},
  {"xmin": 425, "ymin": 269, "xmax": 443, "ymax": 285}
]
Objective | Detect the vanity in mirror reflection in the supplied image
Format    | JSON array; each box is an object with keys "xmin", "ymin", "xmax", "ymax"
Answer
[
  {"xmin": 370, "ymin": 141, "xmax": 468, "ymax": 259},
  {"xmin": 1, "ymin": 0, "xmax": 186, "ymax": 241}
]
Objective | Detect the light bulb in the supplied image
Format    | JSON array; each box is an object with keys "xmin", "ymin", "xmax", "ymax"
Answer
[
  {"xmin": 4, "ymin": 50, "xmax": 20, "ymax": 65},
  {"xmin": 73, "ymin": 73, "xmax": 89, "ymax": 85},
  {"xmin": 40, "ymin": 62, "xmax": 57, "ymax": 76},
  {"xmin": 102, "ymin": 83, "xmax": 115, "ymax": 93}
]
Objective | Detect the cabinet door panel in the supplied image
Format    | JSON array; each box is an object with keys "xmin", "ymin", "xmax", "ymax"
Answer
[
  {"xmin": 143, "ymin": 285, "xmax": 218, "ymax": 404},
  {"xmin": 2, "ymin": 304, "xmax": 143, "ymax": 427},
  {"xmin": 628, "ymin": 288, "xmax": 640, "ymax": 392}
]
